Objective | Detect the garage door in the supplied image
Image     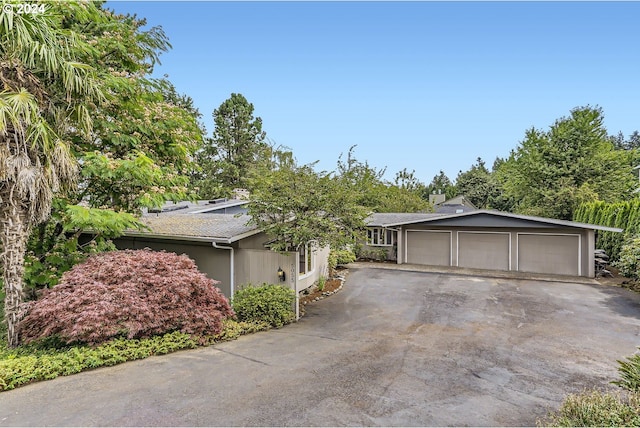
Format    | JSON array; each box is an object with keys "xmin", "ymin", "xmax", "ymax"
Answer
[
  {"xmin": 406, "ymin": 230, "xmax": 451, "ymax": 266},
  {"xmin": 458, "ymin": 232, "xmax": 510, "ymax": 271},
  {"xmin": 518, "ymin": 234, "xmax": 580, "ymax": 276}
]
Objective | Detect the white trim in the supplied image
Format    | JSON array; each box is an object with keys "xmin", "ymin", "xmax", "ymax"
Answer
[
  {"xmin": 366, "ymin": 227, "xmax": 394, "ymax": 247},
  {"xmin": 404, "ymin": 229, "xmax": 453, "ymax": 266},
  {"xmin": 456, "ymin": 231, "xmax": 512, "ymax": 270},
  {"xmin": 298, "ymin": 241, "xmax": 318, "ymax": 280},
  {"xmin": 516, "ymin": 232, "xmax": 582, "ymax": 276}
]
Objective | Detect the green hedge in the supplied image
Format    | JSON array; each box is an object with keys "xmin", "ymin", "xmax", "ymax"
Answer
[
  {"xmin": 574, "ymin": 200, "xmax": 640, "ymax": 261},
  {"xmin": 0, "ymin": 320, "xmax": 270, "ymax": 392},
  {"xmin": 232, "ymin": 284, "xmax": 296, "ymax": 328}
]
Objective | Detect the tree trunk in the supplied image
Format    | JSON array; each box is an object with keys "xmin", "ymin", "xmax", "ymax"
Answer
[{"xmin": 0, "ymin": 196, "xmax": 30, "ymax": 348}]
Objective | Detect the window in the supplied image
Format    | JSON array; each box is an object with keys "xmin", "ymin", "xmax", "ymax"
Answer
[
  {"xmin": 367, "ymin": 228, "xmax": 394, "ymax": 246},
  {"xmin": 298, "ymin": 242, "xmax": 316, "ymax": 276}
]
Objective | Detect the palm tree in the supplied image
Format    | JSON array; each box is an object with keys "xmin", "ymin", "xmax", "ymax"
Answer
[{"xmin": 0, "ymin": 2, "xmax": 103, "ymax": 346}]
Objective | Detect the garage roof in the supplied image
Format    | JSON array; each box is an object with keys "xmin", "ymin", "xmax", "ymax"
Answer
[{"xmin": 368, "ymin": 210, "xmax": 623, "ymax": 232}]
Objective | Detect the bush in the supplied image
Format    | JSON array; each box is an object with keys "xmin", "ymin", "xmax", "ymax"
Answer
[
  {"xmin": 540, "ymin": 389, "xmax": 640, "ymax": 427},
  {"xmin": 328, "ymin": 248, "xmax": 356, "ymax": 273},
  {"xmin": 615, "ymin": 235, "xmax": 640, "ymax": 279},
  {"xmin": 233, "ymin": 284, "xmax": 295, "ymax": 328},
  {"xmin": 0, "ymin": 331, "xmax": 200, "ymax": 391},
  {"xmin": 613, "ymin": 349, "xmax": 640, "ymax": 392},
  {"xmin": 17, "ymin": 250, "xmax": 234, "ymax": 346},
  {"xmin": 0, "ymin": 318, "xmax": 275, "ymax": 391},
  {"xmin": 357, "ymin": 248, "xmax": 388, "ymax": 261}
]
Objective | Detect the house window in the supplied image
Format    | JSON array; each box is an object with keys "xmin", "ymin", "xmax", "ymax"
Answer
[
  {"xmin": 367, "ymin": 228, "xmax": 393, "ymax": 246},
  {"xmin": 298, "ymin": 242, "xmax": 316, "ymax": 276}
]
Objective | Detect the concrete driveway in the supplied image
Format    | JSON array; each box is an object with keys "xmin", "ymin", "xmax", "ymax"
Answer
[{"xmin": 2, "ymin": 267, "xmax": 640, "ymax": 426}]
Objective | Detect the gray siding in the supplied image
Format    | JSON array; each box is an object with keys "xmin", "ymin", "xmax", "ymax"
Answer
[{"xmin": 236, "ymin": 249, "xmax": 296, "ymax": 289}]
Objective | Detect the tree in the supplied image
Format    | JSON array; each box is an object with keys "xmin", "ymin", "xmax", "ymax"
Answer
[
  {"xmin": 496, "ymin": 106, "xmax": 636, "ymax": 220},
  {"xmin": 394, "ymin": 168, "xmax": 426, "ymax": 194},
  {"xmin": 62, "ymin": 10, "xmax": 204, "ymax": 212},
  {"xmin": 194, "ymin": 93, "xmax": 268, "ymax": 198},
  {"xmin": 0, "ymin": 2, "xmax": 104, "ymax": 346},
  {"xmin": 17, "ymin": 8, "xmax": 204, "ymax": 299},
  {"xmin": 336, "ymin": 146, "xmax": 430, "ymax": 213},
  {"xmin": 610, "ymin": 130, "xmax": 640, "ymax": 151},
  {"xmin": 454, "ymin": 157, "xmax": 508, "ymax": 209},
  {"xmin": 248, "ymin": 156, "xmax": 369, "ymax": 253},
  {"xmin": 425, "ymin": 171, "xmax": 457, "ymax": 201}
]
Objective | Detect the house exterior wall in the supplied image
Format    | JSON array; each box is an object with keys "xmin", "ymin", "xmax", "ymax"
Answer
[
  {"xmin": 237, "ymin": 232, "xmax": 270, "ymax": 250},
  {"xmin": 114, "ymin": 237, "xmax": 233, "ymax": 297},
  {"xmin": 235, "ymin": 249, "xmax": 296, "ymax": 289},
  {"xmin": 397, "ymin": 225, "xmax": 595, "ymax": 277},
  {"xmin": 295, "ymin": 244, "xmax": 331, "ymax": 293}
]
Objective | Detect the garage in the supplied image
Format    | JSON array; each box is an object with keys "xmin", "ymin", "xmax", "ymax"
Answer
[
  {"xmin": 369, "ymin": 210, "xmax": 622, "ymax": 278},
  {"xmin": 406, "ymin": 230, "xmax": 451, "ymax": 266},
  {"xmin": 457, "ymin": 231, "xmax": 510, "ymax": 271},
  {"xmin": 517, "ymin": 233, "xmax": 580, "ymax": 276}
]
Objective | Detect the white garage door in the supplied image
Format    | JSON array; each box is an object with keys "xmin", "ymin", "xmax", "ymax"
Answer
[
  {"xmin": 518, "ymin": 233, "xmax": 580, "ymax": 276},
  {"xmin": 406, "ymin": 230, "xmax": 451, "ymax": 266},
  {"xmin": 458, "ymin": 232, "xmax": 510, "ymax": 271}
]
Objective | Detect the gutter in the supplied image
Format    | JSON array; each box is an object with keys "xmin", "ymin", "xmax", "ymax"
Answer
[{"xmin": 212, "ymin": 242, "xmax": 235, "ymax": 297}]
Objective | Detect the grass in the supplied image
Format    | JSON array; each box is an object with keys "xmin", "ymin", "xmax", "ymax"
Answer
[{"xmin": 540, "ymin": 389, "xmax": 640, "ymax": 427}]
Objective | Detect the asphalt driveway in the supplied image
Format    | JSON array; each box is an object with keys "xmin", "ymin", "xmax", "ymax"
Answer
[{"xmin": 2, "ymin": 267, "xmax": 640, "ymax": 426}]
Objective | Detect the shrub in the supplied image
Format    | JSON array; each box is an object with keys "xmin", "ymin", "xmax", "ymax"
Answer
[
  {"xmin": 613, "ymin": 349, "xmax": 640, "ymax": 392},
  {"xmin": 317, "ymin": 276, "xmax": 327, "ymax": 292},
  {"xmin": 357, "ymin": 248, "xmax": 388, "ymax": 261},
  {"xmin": 615, "ymin": 235, "xmax": 640, "ymax": 279},
  {"xmin": 233, "ymin": 284, "xmax": 295, "ymax": 328},
  {"xmin": 328, "ymin": 248, "xmax": 356, "ymax": 272},
  {"xmin": 0, "ymin": 319, "xmax": 275, "ymax": 391},
  {"xmin": 540, "ymin": 389, "xmax": 640, "ymax": 427},
  {"xmin": 17, "ymin": 250, "xmax": 235, "ymax": 345},
  {"xmin": 0, "ymin": 331, "xmax": 199, "ymax": 391}
]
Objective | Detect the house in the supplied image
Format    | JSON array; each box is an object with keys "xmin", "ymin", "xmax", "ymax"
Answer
[
  {"xmin": 365, "ymin": 209, "xmax": 622, "ymax": 278},
  {"xmin": 115, "ymin": 199, "xmax": 329, "ymax": 317}
]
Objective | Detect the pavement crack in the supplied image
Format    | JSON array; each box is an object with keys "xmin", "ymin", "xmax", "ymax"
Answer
[
  {"xmin": 215, "ymin": 349, "xmax": 270, "ymax": 366},
  {"xmin": 269, "ymin": 330, "xmax": 345, "ymax": 341}
]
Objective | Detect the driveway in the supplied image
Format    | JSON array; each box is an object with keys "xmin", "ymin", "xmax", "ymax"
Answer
[{"xmin": 2, "ymin": 267, "xmax": 640, "ymax": 426}]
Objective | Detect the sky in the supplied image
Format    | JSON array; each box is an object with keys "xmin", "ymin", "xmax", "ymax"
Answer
[{"xmin": 107, "ymin": 1, "xmax": 640, "ymax": 184}]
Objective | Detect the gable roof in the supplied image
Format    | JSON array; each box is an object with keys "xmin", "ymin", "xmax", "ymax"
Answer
[{"xmin": 367, "ymin": 210, "xmax": 623, "ymax": 232}]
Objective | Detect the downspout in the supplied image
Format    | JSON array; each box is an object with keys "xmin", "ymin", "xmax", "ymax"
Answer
[{"xmin": 212, "ymin": 242, "xmax": 234, "ymax": 297}]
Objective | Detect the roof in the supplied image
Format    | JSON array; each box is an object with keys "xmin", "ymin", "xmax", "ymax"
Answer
[
  {"xmin": 147, "ymin": 199, "xmax": 249, "ymax": 215},
  {"xmin": 439, "ymin": 195, "xmax": 477, "ymax": 209},
  {"xmin": 435, "ymin": 204, "xmax": 477, "ymax": 214},
  {"xmin": 126, "ymin": 203, "xmax": 259, "ymax": 243},
  {"xmin": 367, "ymin": 213, "xmax": 443, "ymax": 227},
  {"xmin": 367, "ymin": 209, "xmax": 623, "ymax": 233}
]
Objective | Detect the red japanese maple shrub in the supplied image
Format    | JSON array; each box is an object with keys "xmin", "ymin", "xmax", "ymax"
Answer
[{"xmin": 18, "ymin": 249, "xmax": 234, "ymax": 346}]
